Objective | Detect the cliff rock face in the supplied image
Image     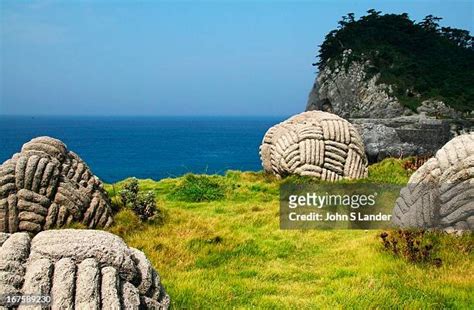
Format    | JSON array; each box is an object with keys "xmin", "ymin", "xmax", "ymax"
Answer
[
  {"xmin": 307, "ymin": 51, "xmax": 411, "ymax": 119},
  {"xmin": 350, "ymin": 116, "xmax": 453, "ymax": 162},
  {"xmin": 306, "ymin": 50, "xmax": 472, "ymax": 161}
]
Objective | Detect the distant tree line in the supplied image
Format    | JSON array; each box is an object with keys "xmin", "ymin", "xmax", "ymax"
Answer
[{"xmin": 316, "ymin": 10, "xmax": 474, "ymax": 112}]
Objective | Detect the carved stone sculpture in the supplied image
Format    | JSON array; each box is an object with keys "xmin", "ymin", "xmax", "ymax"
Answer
[
  {"xmin": 392, "ymin": 133, "xmax": 474, "ymax": 230},
  {"xmin": 0, "ymin": 137, "xmax": 113, "ymax": 234},
  {"xmin": 0, "ymin": 229, "xmax": 170, "ymax": 309},
  {"xmin": 260, "ymin": 111, "xmax": 368, "ymax": 180}
]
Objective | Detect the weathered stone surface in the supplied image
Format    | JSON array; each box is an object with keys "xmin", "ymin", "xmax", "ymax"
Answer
[
  {"xmin": 416, "ymin": 99, "xmax": 462, "ymax": 119},
  {"xmin": 351, "ymin": 116, "xmax": 453, "ymax": 162},
  {"xmin": 0, "ymin": 232, "xmax": 30, "ymax": 296},
  {"xmin": 392, "ymin": 133, "xmax": 474, "ymax": 230},
  {"xmin": 306, "ymin": 50, "xmax": 411, "ymax": 119},
  {"xmin": 101, "ymin": 266, "xmax": 121, "ymax": 310},
  {"xmin": 18, "ymin": 257, "xmax": 53, "ymax": 310},
  {"xmin": 30, "ymin": 229, "xmax": 137, "ymax": 281},
  {"xmin": 0, "ymin": 136, "xmax": 113, "ymax": 234},
  {"xmin": 0, "ymin": 229, "xmax": 170, "ymax": 309},
  {"xmin": 260, "ymin": 111, "xmax": 368, "ymax": 180},
  {"xmin": 51, "ymin": 258, "xmax": 75, "ymax": 310},
  {"xmin": 75, "ymin": 258, "xmax": 100, "ymax": 309}
]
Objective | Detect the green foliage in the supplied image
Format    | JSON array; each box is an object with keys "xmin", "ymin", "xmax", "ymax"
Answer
[
  {"xmin": 108, "ymin": 209, "xmax": 144, "ymax": 236},
  {"xmin": 280, "ymin": 157, "xmax": 413, "ymax": 186},
  {"xmin": 135, "ymin": 191, "xmax": 159, "ymax": 221},
  {"xmin": 120, "ymin": 178, "xmax": 139, "ymax": 207},
  {"xmin": 105, "ymin": 168, "xmax": 474, "ymax": 308},
  {"xmin": 317, "ymin": 10, "xmax": 474, "ymax": 112},
  {"xmin": 169, "ymin": 174, "xmax": 226, "ymax": 202},
  {"xmin": 367, "ymin": 158, "xmax": 413, "ymax": 185},
  {"xmin": 281, "ymin": 174, "xmax": 323, "ymax": 185},
  {"xmin": 119, "ymin": 178, "xmax": 159, "ymax": 221}
]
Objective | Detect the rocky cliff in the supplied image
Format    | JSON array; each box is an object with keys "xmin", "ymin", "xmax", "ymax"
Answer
[
  {"xmin": 307, "ymin": 50, "xmax": 466, "ymax": 120},
  {"xmin": 306, "ymin": 11, "xmax": 474, "ymax": 162},
  {"xmin": 306, "ymin": 50, "xmax": 473, "ymax": 162},
  {"xmin": 307, "ymin": 50, "xmax": 413, "ymax": 119},
  {"xmin": 306, "ymin": 58, "xmax": 474, "ymax": 162}
]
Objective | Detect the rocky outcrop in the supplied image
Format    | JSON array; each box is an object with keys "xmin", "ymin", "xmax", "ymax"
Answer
[
  {"xmin": 0, "ymin": 229, "xmax": 170, "ymax": 309},
  {"xmin": 0, "ymin": 136, "xmax": 113, "ymax": 234},
  {"xmin": 307, "ymin": 50, "xmax": 411, "ymax": 119},
  {"xmin": 392, "ymin": 133, "xmax": 474, "ymax": 230},
  {"xmin": 260, "ymin": 111, "xmax": 368, "ymax": 180},
  {"xmin": 351, "ymin": 116, "xmax": 452, "ymax": 162},
  {"xmin": 416, "ymin": 99, "xmax": 463, "ymax": 119},
  {"xmin": 306, "ymin": 50, "xmax": 473, "ymax": 161}
]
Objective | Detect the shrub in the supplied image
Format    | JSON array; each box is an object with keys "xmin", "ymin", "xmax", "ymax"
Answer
[
  {"xmin": 120, "ymin": 178, "xmax": 139, "ymax": 206},
  {"xmin": 380, "ymin": 230, "xmax": 441, "ymax": 266},
  {"xmin": 119, "ymin": 178, "xmax": 159, "ymax": 221},
  {"xmin": 367, "ymin": 158, "xmax": 413, "ymax": 185},
  {"xmin": 169, "ymin": 174, "xmax": 226, "ymax": 202}
]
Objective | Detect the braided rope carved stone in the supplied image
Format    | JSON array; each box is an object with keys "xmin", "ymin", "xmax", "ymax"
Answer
[
  {"xmin": 0, "ymin": 136, "xmax": 113, "ymax": 234},
  {"xmin": 392, "ymin": 133, "xmax": 474, "ymax": 230},
  {"xmin": 260, "ymin": 111, "xmax": 368, "ymax": 180},
  {"xmin": 0, "ymin": 229, "xmax": 170, "ymax": 309}
]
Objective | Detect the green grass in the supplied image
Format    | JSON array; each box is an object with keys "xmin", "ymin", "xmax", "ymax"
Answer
[
  {"xmin": 168, "ymin": 174, "xmax": 226, "ymax": 202},
  {"xmin": 104, "ymin": 159, "xmax": 474, "ymax": 309}
]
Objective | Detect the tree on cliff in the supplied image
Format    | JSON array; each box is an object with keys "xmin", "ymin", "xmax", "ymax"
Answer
[{"xmin": 315, "ymin": 11, "xmax": 474, "ymax": 112}]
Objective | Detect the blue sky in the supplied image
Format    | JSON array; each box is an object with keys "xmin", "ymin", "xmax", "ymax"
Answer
[{"xmin": 1, "ymin": 0, "xmax": 472, "ymax": 116}]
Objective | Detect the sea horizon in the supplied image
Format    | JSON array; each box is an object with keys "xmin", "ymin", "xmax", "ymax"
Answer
[
  {"xmin": 0, "ymin": 115, "xmax": 286, "ymax": 183},
  {"xmin": 0, "ymin": 114, "xmax": 293, "ymax": 118}
]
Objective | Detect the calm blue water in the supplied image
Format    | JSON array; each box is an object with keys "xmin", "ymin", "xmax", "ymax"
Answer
[{"xmin": 0, "ymin": 116, "xmax": 285, "ymax": 183}]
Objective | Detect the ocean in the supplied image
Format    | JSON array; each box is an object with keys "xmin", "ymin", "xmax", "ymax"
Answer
[{"xmin": 0, "ymin": 116, "xmax": 285, "ymax": 183}]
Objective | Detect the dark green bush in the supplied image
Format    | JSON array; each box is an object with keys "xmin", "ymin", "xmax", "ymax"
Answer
[
  {"xmin": 169, "ymin": 174, "xmax": 226, "ymax": 202},
  {"xmin": 317, "ymin": 10, "xmax": 474, "ymax": 112}
]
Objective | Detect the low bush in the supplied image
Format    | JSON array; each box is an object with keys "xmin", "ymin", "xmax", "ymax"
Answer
[
  {"xmin": 169, "ymin": 174, "xmax": 226, "ymax": 202},
  {"xmin": 367, "ymin": 158, "xmax": 413, "ymax": 185},
  {"xmin": 119, "ymin": 178, "xmax": 160, "ymax": 221},
  {"xmin": 380, "ymin": 230, "xmax": 442, "ymax": 266}
]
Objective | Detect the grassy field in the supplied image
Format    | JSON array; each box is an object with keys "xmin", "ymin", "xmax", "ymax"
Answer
[{"xmin": 103, "ymin": 159, "xmax": 474, "ymax": 309}]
